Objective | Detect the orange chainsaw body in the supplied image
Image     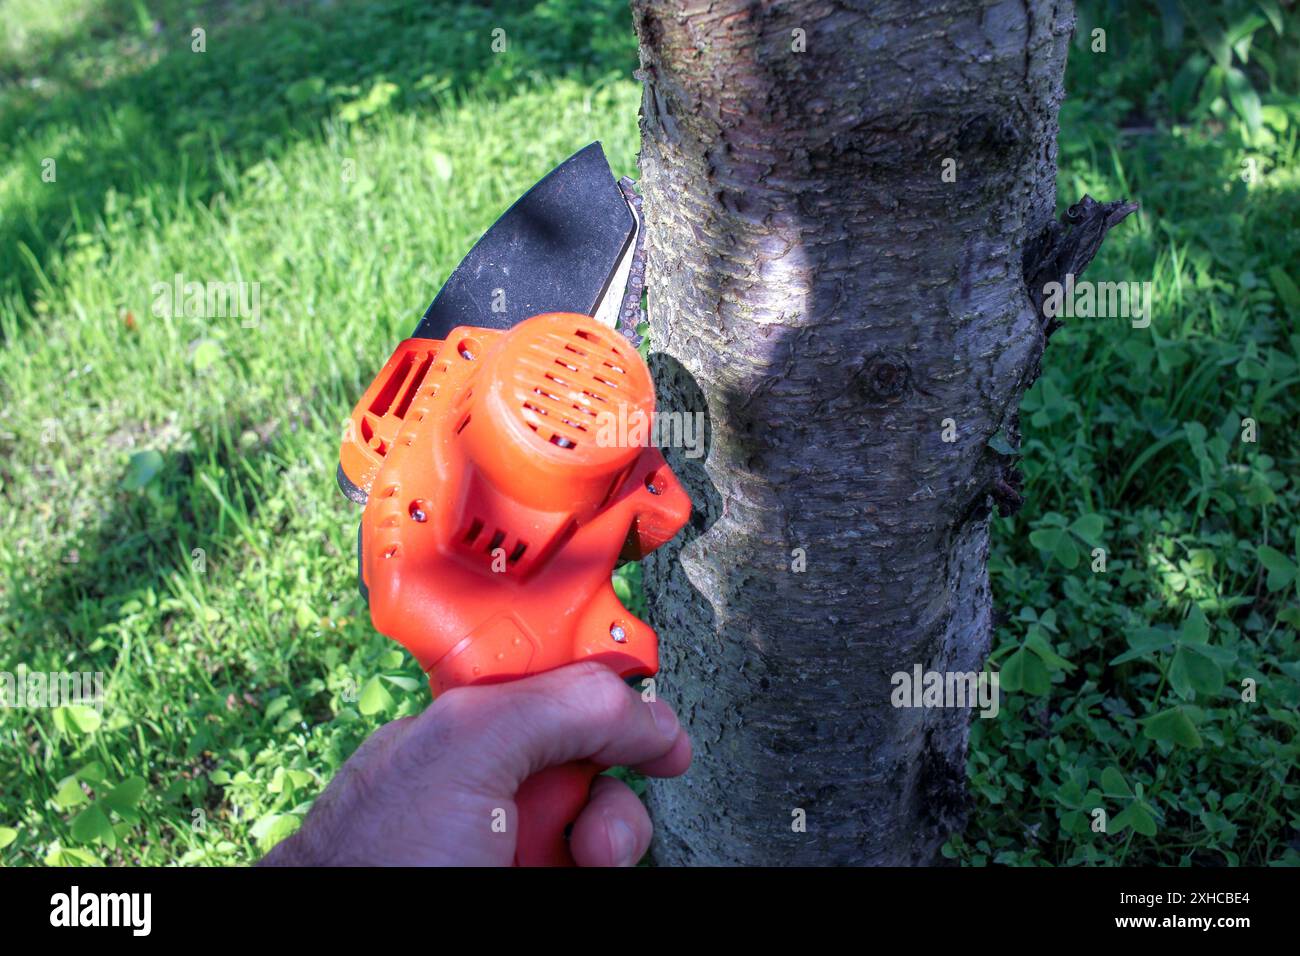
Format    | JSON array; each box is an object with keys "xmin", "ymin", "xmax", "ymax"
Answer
[{"xmin": 340, "ymin": 313, "xmax": 689, "ymax": 697}]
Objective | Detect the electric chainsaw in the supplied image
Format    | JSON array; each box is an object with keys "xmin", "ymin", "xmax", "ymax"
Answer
[{"xmin": 337, "ymin": 143, "xmax": 692, "ymax": 866}]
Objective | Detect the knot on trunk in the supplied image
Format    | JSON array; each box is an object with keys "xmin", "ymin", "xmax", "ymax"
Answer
[
  {"xmin": 855, "ymin": 351, "xmax": 912, "ymax": 404},
  {"xmin": 991, "ymin": 464, "xmax": 1025, "ymax": 517},
  {"xmin": 1022, "ymin": 194, "xmax": 1139, "ymax": 339}
]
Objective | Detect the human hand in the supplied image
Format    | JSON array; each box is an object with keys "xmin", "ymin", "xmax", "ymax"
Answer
[{"xmin": 260, "ymin": 662, "xmax": 691, "ymax": 866}]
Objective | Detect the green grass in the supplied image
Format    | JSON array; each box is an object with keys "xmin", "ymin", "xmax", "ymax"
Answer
[
  {"xmin": 0, "ymin": 0, "xmax": 1297, "ymax": 866},
  {"xmin": 0, "ymin": 0, "xmax": 643, "ymax": 864},
  {"xmin": 954, "ymin": 4, "xmax": 1300, "ymax": 865}
]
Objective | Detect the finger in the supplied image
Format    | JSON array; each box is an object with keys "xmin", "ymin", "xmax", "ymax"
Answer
[
  {"xmin": 337, "ymin": 714, "xmax": 416, "ymax": 771},
  {"xmin": 364, "ymin": 715, "xmax": 417, "ymax": 751},
  {"xmin": 629, "ymin": 716, "xmax": 692, "ymax": 778},
  {"xmin": 568, "ymin": 775, "xmax": 652, "ymax": 867},
  {"xmin": 420, "ymin": 662, "xmax": 685, "ymax": 790}
]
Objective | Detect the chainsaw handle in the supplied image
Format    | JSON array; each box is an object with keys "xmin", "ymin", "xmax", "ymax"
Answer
[{"xmin": 513, "ymin": 759, "xmax": 604, "ymax": 867}]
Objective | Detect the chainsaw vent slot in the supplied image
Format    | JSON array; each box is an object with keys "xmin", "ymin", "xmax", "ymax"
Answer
[
  {"xmin": 370, "ymin": 351, "xmax": 416, "ymax": 417},
  {"xmin": 394, "ymin": 354, "xmax": 434, "ymax": 420},
  {"xmin": 511, "ymin": 326, "xmax": 638, "ymax": 450},
  {"xmin": 458, "ymin": 520, "xmax": 528, "ymax": 568}
]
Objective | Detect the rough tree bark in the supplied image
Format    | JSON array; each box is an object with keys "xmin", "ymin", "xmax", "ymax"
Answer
[{"xmin": 631, "ymin": 0, "xmax": 1132, "ymax": 864}]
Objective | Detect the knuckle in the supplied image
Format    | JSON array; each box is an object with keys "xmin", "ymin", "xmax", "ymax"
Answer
[
  {"xmin": 429, "ymin": 684, "xmax": 482, "ymax": 730},
  {"xmin": 569, "ymin": 663, "xmax": 635, "ymax": 725},
  {"xmin": 394, "ymin": 695, "xmax": 463, "ymax": 764}
]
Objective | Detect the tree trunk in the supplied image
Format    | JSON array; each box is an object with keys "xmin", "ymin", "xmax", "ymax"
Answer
[{"xmin": 633, "ymin": 0, "xmax": 1081, "ymax": 864}]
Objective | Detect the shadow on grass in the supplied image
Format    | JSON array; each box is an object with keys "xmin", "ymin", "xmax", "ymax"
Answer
[
  {"xmin": 4, "ymin": 400, "xmax": 303, "ymax": 674},
  {"xmin": 1, "ymin": 0, "xmax": 639, "ymax": 329}
]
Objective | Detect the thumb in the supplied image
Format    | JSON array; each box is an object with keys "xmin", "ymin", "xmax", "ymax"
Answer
[{"xmin": 403, "ymin": 662, "xmax": 683, "ymax": 793}]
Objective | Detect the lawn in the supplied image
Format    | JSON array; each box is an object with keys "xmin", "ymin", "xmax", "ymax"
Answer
[{"xmin": 0, "ymin": 0, "xmax": 1297, "ymax": 866}]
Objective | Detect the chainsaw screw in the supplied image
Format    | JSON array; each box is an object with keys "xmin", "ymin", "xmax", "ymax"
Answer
[
  {"xmin": 610, "ymin": 625, "xmax": 627, "ymax": 643},
  {"xmin": 409, "ymin": 500, "xmax": 429, "ymax": 522}
]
